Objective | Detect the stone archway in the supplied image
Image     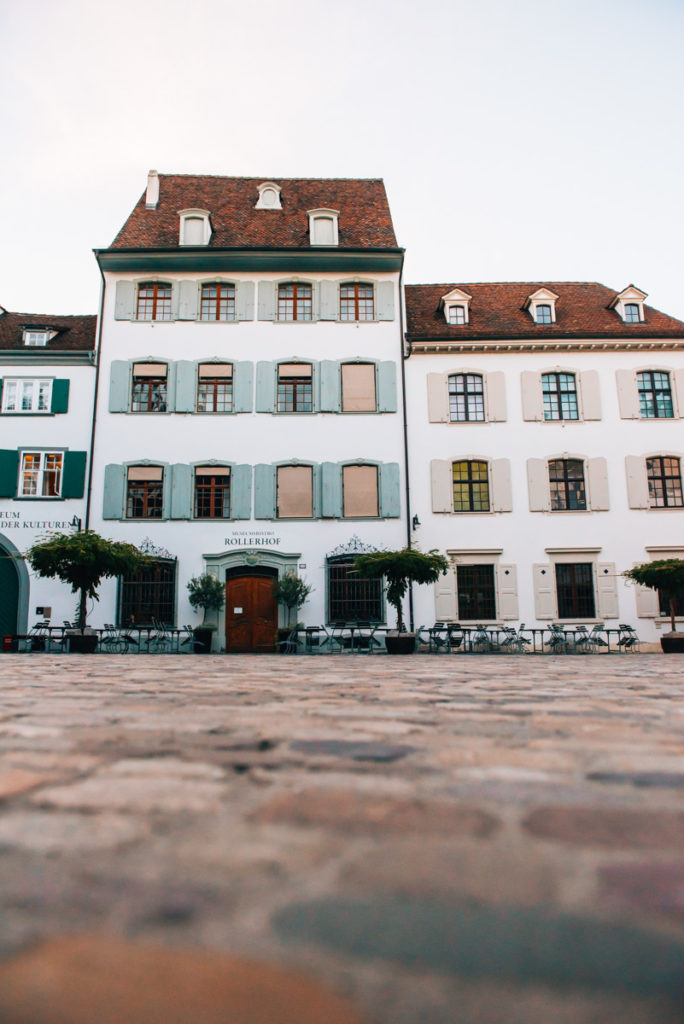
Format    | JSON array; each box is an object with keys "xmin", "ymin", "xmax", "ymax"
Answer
[{"xmin": 0, "ymin": 534, "xmax": 30, "ymax": 637}]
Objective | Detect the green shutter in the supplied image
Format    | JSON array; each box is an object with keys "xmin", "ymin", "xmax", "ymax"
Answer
[
  {"xmin": 62, "ymin": 451, "xmax": 87, "ymax": 498},
  {"xmin": 375, "ymin": 281, "xmax": 395, "ymax": 321},
  {"xmin": 103, "ymin": 464, "xmax": 126, "ymax": 519},
  {"xmin": 114, "ymin": 281, "xmax": 135, "ymax": 320},
  {"xmin": 257, "ymin": 281, "xmax": 276, "ymax": 321},
  {"xmin": 256, "ymin": 361, "xmax": 276, "ymax": 412},
  {"xmin": 178, "ymin": 281, "xmax": 198, "ymax": 320},
  {"xmin": 0, "ymin": 450, "xmax": 19, "ymax": 498},
  {"xmin": 174, "ymin": 361, "xmax": 197, "ymax": 413},
  {"xmin": 236, "ymin": 282, "xmax": 255, "ymax": 321},
  {"xmin": 254, "ymin": 464, "xmax": 276, "ymax": 519},
  {"xmin": 319, "ymin": 281, "xmax": 338, "ymax": 321},
  {"xmin": 320, "ymin": 462, "xmax": 342, "ymax": 518},
  {"xmin": 319, "ymin": 360, "xmax": 340, "ymax": 412},
  {"xmin": 231, "ymin": 464, "xmax": 252, "ymax": 519},
  {"xmin": 170, "ymin": 464, "xmax": 193, "ymax": 519},
  {"xmin": 165, "ymin": 363, "xmax": 177, "ymax": 412},
  {"xmin": 233, "ymin": 362, "xmax": 254, "ymax": 413},
  {"xmin": 161, "ymin": 466, "xmax": 171, "ymax": 519},
  {"xmin": 377, "ymin": 361, "xmax": 397, "ymax": 413},
  {"xmin": 379, "ymin": 462, "xmax": 401, "ymax": 518},
  {"xmin": 51, "ymin": 379, "xmax": 70, "ymax": 414},
  {"xmin": 109, "ymin": 361, "xmax": 130, "ymax": 413}
]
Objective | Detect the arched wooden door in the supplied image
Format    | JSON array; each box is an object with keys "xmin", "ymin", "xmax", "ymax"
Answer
[
  {"xmin": 0, "ymin": 549, "xmax": 19, "ymax": 637},
  {"xmin": 225, "ymin": 574, "xmax": 277, "ymax": 653}
]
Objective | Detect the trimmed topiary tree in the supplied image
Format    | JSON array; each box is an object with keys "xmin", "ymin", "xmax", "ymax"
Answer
[
  {"xmin": 354, "ymin": 547, "xmax": 448, "ymax": 633},
  {"xmin": 624, "ymin": 559, "xmax": 684, "ymax": 633},
  {"xmin": 187, "ymin": 572, "xmax": 225, "ymax": 626},
  {"xmin": 272, "ymin": 572, "xmax": 313, "ymax": 628}
]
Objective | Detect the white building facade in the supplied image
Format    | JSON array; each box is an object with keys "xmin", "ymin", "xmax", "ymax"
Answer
[
  {"xmin": 88, "ymin": 174, "xmax": 407, "ymax": 650},
  {"xmin": 0, "ymin": 309, "xmax": 96, "ymax": 635},
  {"xmin": 404, "ymin": 282, "xmax": 684, "ymax": 643}
]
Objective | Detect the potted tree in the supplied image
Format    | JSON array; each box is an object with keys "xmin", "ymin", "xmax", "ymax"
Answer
[
  {"xmin": 624, "ymin": 559, "xmax": 684, "ymax": 652},
  {"xmin": 26, "ymin": 530, "xmax": 149, "ymax": 653},
  {"xmin": 272, "ymin": 572, "xmax": 312, "ymax": 650},
  {"xmin": 187, "ymin": 573, "xmax": 225, "ymax": 653},
  {"xmin": 354, "ymin": 548, "xmax": 448, "ymax": 654}
]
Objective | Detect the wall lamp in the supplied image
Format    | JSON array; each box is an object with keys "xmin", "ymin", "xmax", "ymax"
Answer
[
  {"xmin": 412, "ymin": 515, "xmax": 421, "ymax": 531},
  {"xmin": 70, "ymin": 516, "xmax": 82, "ymax": 532}
]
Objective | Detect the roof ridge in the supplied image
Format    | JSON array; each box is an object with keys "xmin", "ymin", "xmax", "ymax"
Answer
[
  {"xmin": 406, "ymin": 281, "xmax": 611, "ymax": 288},
  {"xmin": 157, "ymin": 173, "xmax": 386, "ymax": 183}
]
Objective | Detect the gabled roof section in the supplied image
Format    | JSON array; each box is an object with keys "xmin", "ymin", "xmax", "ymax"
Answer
[
  {"xmin": 523, "ymin": 286, "xmax": 559, "ymax": 309},
  {"xmin": 109, "ymin": 175, "xmax": 398, "ymax": 250},
  {"xmin": 405, "ymin": 282, "xmax": 684, "ymax": 341},
  {"xmin": 0, "ymin": 309, "xmax": 96, "ymax": 351},
  {"xmin": 439, "ymin": 287, "xmax": 472, "ymax": 308},
  {"xmin": 608, "ymin": 284, "xmax": 648, "ymax": 308}
]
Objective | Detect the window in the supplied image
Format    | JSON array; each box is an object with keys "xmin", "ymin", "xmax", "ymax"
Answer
[
  {"xmin": 457, "ymin": 564, "xmax": 496, "ymax": 620},
  {"xmin": 448, "ymin": 374, "xmax": 485, "ymax": 422},
  {"xmin": 2, "ymin": 379, "xmax": 52, "ymax": 413},
  {"xmin": 452, "ymin": 460, "xmax": 489, "ymax": 512},
  {"xmin": 343, "ymin": 465, "xmax": 379, "ymax": 517},
  {"xmin": 131, "ymin": 363, "xmax": 167, "ymax": 412},
  {"xmin": 440, "ymin": 288, "xmax": 472, "ymax": 325},
  {"xmin": 126, "ymin": 466, "xmax": 163, "ymax": 519},
  {"xmin": 535, "ymin": 305, "xmax": 552, "ymax": 324},
  {"xmin": 340, "ymin": 283, "xmax": 374, "ymax": 321},
  {"xmin": 647, "ymin": 457, "xmax": 684, "ymax": 508},
  {"xmin": 194, "ymin": 467, "xmax": 230, "ymax": 519},
  {"xmin": 542, "ymin": 372, "xmax": 579, "ymax": 421},
  {"xmin": 308, "ymin": 209, "xmax": 339, "ymax": 246},
  {"xmin": 327, "ymin": 558, "xmax": 382, "ymax": 622},
  {"xmin": 255, "ymin": 182, "xmax": 282, "ymax": 209},
  {"xmin": 448, "ymin": 306, "xmax": 466, "ymax": 325},
  {"xmin": 341, "ymin": 363, "xmax": 376, "ymax": 412},
  {"xmin": 659, "ymin": 591, "xmax": 684, "ymax": 618},
  {"xmin": 624, "ymin": 303, "xmax": 641, "ymax": 324},
  {"xmin": 20, "ymin": 452, "xmax": 63, "ymax": 497},
  {"xmin": 23, "ymin": 330, "xmax": 49, "ymax": 347},
  {"xmin": 179, "ymin": 210, "xmax": 211, "ymax": 246},
  {"xmin": 200, "ymin": 283, "xmax": 235, "ymax": 321},
  {"xmin": 277, "ymin": 364, "xmax": 312, "ymax": 412},
  {"xmin": 549, "ymin": 459, "xmax": 587, "ymax": 511},
  {"xmin": 277, "ymin": 465, "xmax": 313, "ymax": 518},
  {"xmin": 119, "ymin": 558, "xmax": 176, "ymax": 627},
  {"xmin": 136, "ymin": 282, "xmax": 172, "ymax": 321},
  {"xmin": 197, "ymin": 364, "xmax": 233, "ymax": 413},
  {"xmin": 277, "ymin": 283, "xmax": 312, "ymax": 322},
  {"xmin": 555, "ymin": 563, "xmax": 596, "ymax": 619},
  {"xmin": 637, "ymin": 371, "xmax": 674, "ymax": 419}
]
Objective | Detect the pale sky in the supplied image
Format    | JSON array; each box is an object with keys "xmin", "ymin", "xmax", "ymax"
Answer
[{"xmin": 1, "ymin": 0, "xmax": 683, "ymax": 320}]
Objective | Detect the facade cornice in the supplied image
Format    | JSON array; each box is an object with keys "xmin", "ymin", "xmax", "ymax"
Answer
[
  {"xmin": 407, "ymin": 337, "xmax": 684, "ymax": 354},
  {"xmin": 95, "ymin": 247, "xmax": 405, "ymax": 274},
  {"xmin": 0, "ymin": 350, "xmax": 95, "ymax": 365}
]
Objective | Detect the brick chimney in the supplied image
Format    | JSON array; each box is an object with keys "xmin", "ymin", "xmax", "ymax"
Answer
[{"xmin": 145, "ymin": 169, "xmax": 159, "ymax": 209}]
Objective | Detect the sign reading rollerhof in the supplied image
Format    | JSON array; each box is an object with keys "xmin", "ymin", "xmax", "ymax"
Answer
[{"xmin": 224, "ymin": 530, "xmax": 282, "ymax": 547}]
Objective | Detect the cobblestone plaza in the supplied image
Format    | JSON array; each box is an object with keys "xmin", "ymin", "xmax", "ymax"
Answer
[{"xmin": 0, "ymin": 654, "xmax": 683, "ymax": 1023}]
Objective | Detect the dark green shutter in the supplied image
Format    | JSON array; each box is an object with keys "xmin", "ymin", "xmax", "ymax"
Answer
[
  {"xmin": 0, "ymin": 450, "xmax": 19, "ymax": 498},
  {"xmin": 51, "ymin": 379, "xmax": 70, "ymax": 414},
  {"xmin": 62, "ymin": 451, "xmax": 87, "ymax": 498}
]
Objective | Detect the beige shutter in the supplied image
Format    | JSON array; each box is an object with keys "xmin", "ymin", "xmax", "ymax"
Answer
[
  {"xmin": 625, "ymin": 456, "xmax": 649, "ymax": 509},
  {"xmin": 533, "ymin": 564, "xmax": 556, "ymax": 620},
  {"xmin": 587, "ymin": 457, "xmax": 609, "ymax": 511},
  {"xmin": 434, "ymin": 571, "xmax": 457, "ymax": 621},
  {"xmin": 497, "ymin": 564, "xmax": 519, "ymax": 620},
  {"xmin": 596, "ymin": 563, "xmax": 619, "ymax": 620},
  {"xmin": 673, "ymin": 369, "xmax": 684, "ymax": 419},
  {"xmin": 342, "ymin": 465, "xmax": 379, "ymax": 517},
  {"xmin": 427, "ymin": 373, "xmax": 449, "ymax": 423},
  {"xmin": 521, "ymin": 372, "xmax": 543, "ymax": 421},
  {"xmin": 490, "ymin": 459, "xmax": 512, "ymax": 512},
  {"xmin": 431, "ymin": 459, "xmax": 453, "ymax": 513},
  {"xmin": 277, "ymin": 466, "xmax": 313, "ymax": 518},
  {"xmin": 633, "ymin": 567, "xmax": 660, "ymax": 618},
  {"xmin": 527, "ymin": 458, "xmax": 550, "ymax": 511},
  {"xmin": 486, "ymin": 371, "xmax": 507, "ymax": 422},
  {"xmin": 341, "ymin": 363, "xmax": 376, "ymax": 412},
  {"xmin": 579, "ymin": 370, "xmax": 601, "ymax": 421},
  {"xmin": 616, "ymin": 370, "xmax": 640, "ymax": 419}
]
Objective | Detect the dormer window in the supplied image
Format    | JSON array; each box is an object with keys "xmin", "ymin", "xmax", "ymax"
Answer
[
  {"xmin": 610, "ymin": 285, "xmax": 647, "ymax": 324},
  {"xmin": 525, "ymin": 288, "xmax": 559, "ymax": 325},
  {"xmin": 23, "ymin": 329, "xmax": 50, "ymax": 347},
  {"xmin": 179, "ymin": 210, "xmax": 211, "ymax": 246},
  {"xmin": 255, "ymin": 182, "xmax": 282, "ymax": 210},
  {"xmin": 308, "ymin": 209, "xmax": 339, "ymax": 246},
  {"xmin": 440, "ymin": 288, "xmax": 472, "ymax": 325}
]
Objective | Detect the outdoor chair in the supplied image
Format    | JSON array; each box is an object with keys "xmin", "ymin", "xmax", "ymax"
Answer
[
  {"xmin": 617, "ymin": 623, "xmax": 640, "ymax": 652},
  {"xmin": 278, "ymin": 629, "xmax": 299, "ymax": 654},
  {"xmin": 429, "ymin": 622, "xmax": 451, "ymax": 653},
  {"xmin": 25, "ymin": 621, "xmax": 51, "ymax": 652},
  {"xmin": 546, "ymin": 623, "xmax": 569, "ymax": 654},
  {"xmin": 471, "ymin": 624, "xmax": 497, "ymax": 653},
  {"xmin": 329, "ymin": 623, "xmax": 351, "ymax": 653}
]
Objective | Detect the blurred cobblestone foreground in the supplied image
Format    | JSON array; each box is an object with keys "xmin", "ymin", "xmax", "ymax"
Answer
[{"xmin": 0, "ymin": 654, "xmax": 683, "ymax": 1024}]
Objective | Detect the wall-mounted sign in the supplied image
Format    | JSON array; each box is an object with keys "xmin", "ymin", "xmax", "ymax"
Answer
[
  {"xmin": 1, "ymin": 511, "xmax": 74, "ymax": 531},
  {"xmin": 224, "ymin": 530, "xmax": 282, "ymax": 547}
]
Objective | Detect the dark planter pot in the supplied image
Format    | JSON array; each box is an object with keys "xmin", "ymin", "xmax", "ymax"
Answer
[
  {"xmin": 193, "ymin": 628, "xmax": 214, "ymax": 654},
  {"xmin": 385, "ymin": 633, "xmax": 416, "ymax": 655},
  {"xmin": 67, "ymin": 633, "xmax": 98, "ymax": 654},
  {"xmin": 660, "ymin": 632, "xmax": 684, "ymax": 653}
]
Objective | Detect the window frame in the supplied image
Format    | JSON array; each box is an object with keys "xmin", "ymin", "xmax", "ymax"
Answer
[
  {"xmin": 22, "ymin": 329, "xmax": 50, "ymax": 347},
  {"xmin": 199, "ymin": 282, "xmax": 236, "ymax": 322},
  {"xmin": 342, "ymin": 463, "xmax": 380, "ymax": 518},
  {"xmin": 456, "ymin": 563, "xmax": 497, "ymax": 621},
  {"xmin": 341, "ymin": 361, "xmax": 377, "ymax": 412},
  {"xmin": 18, "ymin": 450, "xmax": 64, "ymax": 498},
  {"xmin": 276, "ymin": 363, "xmax": 313, "ymax": 413},
  {"xmin": 637, "ymin": 370, "xmax": 674, "ymax": 419},
  {"xmin": 178, "ymin": 209, "xmax": 211, "ymax": 247},
  {"xmin": 197, "ymin": 364, "xmax": 233, "ymax": 413},
  {"xmin": 448, "ymin": 373, "xmax": 485, "ymax": 423},
  {"xmin": 555, "ymin": 562, "xmax": 596, "ymax": 620},
  {"xmin": 548, "ymin": 458, "xmax": 587, "ymax": 512},
  {"xmin": 339, "ymin": 282, "xmax": 374, "ymax": 322},
  {"xmin": 193, "ymin": 466, "xmax": 231, "ymax": 520},
  {"xmin": 2, "ymin": 378, "xmax": 53, "ymax": 414},
  {"xmin": 136, "ymin": 281, "xmax": 173, "ymax": 322},
  {"xmin": 131, "ymin": 363, "xmax": 168, "ymax": 413},
  {"xmin": 118, "ymin": 557, "xmax": 177, "ymax": 628},
  {"xmin": 276, "ymin": 464, "xmax": 314, "ymax": 519},
  {"xmin": 646, "ymin": 456, "xmax": 684, "ymax": 509},
  {"xmin": 125, "ymin": 467, "xmax": 164, "ymax": 520},
  {"xmin": 452, "ymin": 459, "xmax": 490, "ymax": 513},
  {"xmin": 326, "ymin": 556, "xmax": 384, "ymax": 624},
  {"xmin": 277, "ymin": 282, "xmax": 313, "ymax": 322},
  {"xmin": 541, "ymin": 372, "xmax": 579, "ymax": 421}
]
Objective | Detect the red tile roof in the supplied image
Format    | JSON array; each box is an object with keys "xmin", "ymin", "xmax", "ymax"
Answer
[
  {"xmin": 405, "ymin": 282, "xmax": 684, "ymax": 341},
  {"xmin": 0, "ymin": 311, "xmax": 96, "ymax": 351},
  {"xmin": 110, "ymin": 176, "xmax": 398, "ymax": 250}
]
